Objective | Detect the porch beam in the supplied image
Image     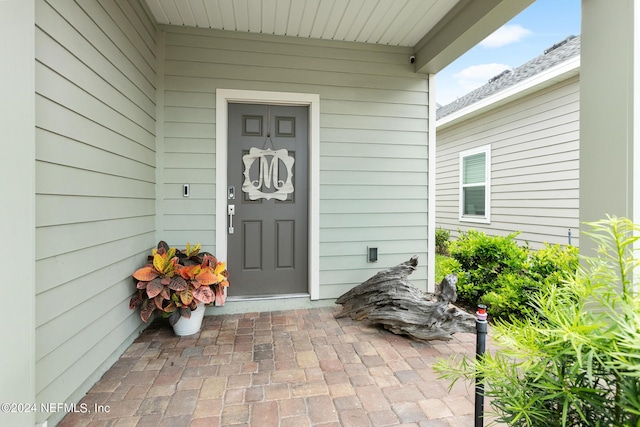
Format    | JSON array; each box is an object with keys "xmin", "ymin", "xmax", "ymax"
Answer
[{"xmin": 413, "ymin": 0, "xmax": 534, "ymax": 74}]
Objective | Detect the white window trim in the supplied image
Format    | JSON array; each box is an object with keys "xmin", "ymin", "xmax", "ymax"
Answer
[{"xmin": 459, "ymin": 145, "xmax": 491, "ymax": 224}]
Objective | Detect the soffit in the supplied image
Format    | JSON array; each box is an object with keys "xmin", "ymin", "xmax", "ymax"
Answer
[{"xmin": 143, "ymin": 0, "xmax": 458, "ymax": 47}]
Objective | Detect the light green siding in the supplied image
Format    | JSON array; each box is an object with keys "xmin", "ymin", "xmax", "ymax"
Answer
[
  {"xmin": 34, "ymin": 0, "xmax": 157, "ymax": 424},
  {"xmin": 436, "ymin": 77, "xmax": 580, "ymax": 248},
  {"xmin": 157, "ymin": 26, "xmax": 430, "ymax": 298}
]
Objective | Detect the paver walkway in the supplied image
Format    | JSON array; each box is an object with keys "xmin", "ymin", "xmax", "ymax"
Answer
[{"xmin": 59, "ymin": 306, "xmax": 494, "ymax": 427}]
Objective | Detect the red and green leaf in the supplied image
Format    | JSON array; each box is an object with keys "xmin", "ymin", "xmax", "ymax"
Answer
[
  {"xmin": 184, "ymin": 242, "xmax": 201, "ymax": 258},
  {"xmin": 153, "ymin": 294, "xmax": 165, "ymax": 311},
  {"xmin": 168, "ymin": 309, "xmax": 181, "ymax": 326},
  {"xmin": 177, "ymin": 265, "xmax": 197, "ymax": 280},
  {"xmin": 129, "ymin": 294, "xmax": 142, "ymax": 309},
  {"xmin": 195, "ymin": 268, "xmax": 216, "ymax": 286},
  {"xmin": 152, "ymin": 253, "xmax": 166, "ymax": 274},
  {"xmin": 215, "ymin": 288, "xmax": 226, "ymax": 306},
  {"xmin": 133, "ymin": 266, "xmax": 159, "ymax": 281},
  {"xmin": 140, "ymin": 299, "xmax": 155, "ymax": 322},
  {"xmin": 193, "ymin": 286, "xmax": 214, "ymax": 304},
  {"xmin": 146, "ymin": 277, "xmax": 164, "ymax": 298},
  {"xmin": 179, "ymin": 287, "xmax": 193, "ymax": 306},
  {"xmin": 169, "ymin": 275, "xmax": 188, "ymax": 292}
]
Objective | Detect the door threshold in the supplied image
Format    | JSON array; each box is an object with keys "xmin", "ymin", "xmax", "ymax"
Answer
[
  {"xmin": 208, "ymin": 294, "xmax": 334, "ymax": 315},
  {"xmin": 227, "ymin": 293, "xmax": 310, "ymax": 302}
]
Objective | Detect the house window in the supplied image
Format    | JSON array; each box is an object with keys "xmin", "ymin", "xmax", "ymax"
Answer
[{"xmin": 460, "ymin": 145, "xmax": 491, "ymax": 223}]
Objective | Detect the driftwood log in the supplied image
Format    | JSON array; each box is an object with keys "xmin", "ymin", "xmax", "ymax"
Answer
[{"xmin": 334, "ymin": 256, "xmax": 476, "ymax": 341}]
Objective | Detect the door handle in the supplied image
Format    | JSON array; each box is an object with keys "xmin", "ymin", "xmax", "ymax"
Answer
[{"xmin": 228, "ymin": 204, "xmax": 235, "ymax": 234}]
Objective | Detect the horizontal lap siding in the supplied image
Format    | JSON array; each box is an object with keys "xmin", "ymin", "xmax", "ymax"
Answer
[
  {"xmin": 34, "ymin": 0, "xmax": 156, "ymax": 423},
  {"xmin": 436, "ymin": 77, "xmax": 580, "ymax": 248},
  {"xmin": 161, "ymin": 27, "xmax": 429, "ymax": 297}
]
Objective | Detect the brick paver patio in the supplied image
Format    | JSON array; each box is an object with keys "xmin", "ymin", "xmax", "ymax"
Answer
[{"xmin": 58, "ymin": 306, "xmax": 494, "ymax": 427}]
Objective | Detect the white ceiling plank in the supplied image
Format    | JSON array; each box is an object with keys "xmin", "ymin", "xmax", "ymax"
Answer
[
  {"xmin": 401, "ymin": 0, "xmax": 451, "ymax": 46},
  {"xmin": 202, "ymin": 0, "xmax": 223, "ymax": 28},
  {"xmin": 187, "ymin": 0, "xmax": 212, "ymax": 27},
  {"xmin": 217, "ymin": 0, "xmax": 237, "ymax": 30},
  {"xmin": 387, "ymin": 0, "xmax": 433, "ymax": 46},
  {"xmin": 286, "ymin": 0, "xmax": 306, "ymax": 36},
  {"xmin": 233, "ymin": 0, "xmax": 250, "ymax": 31},
  {"xmin": 332, "ymin": 0, "xmax": 365, "ymax": 42},
  {"xmin": 309, "ymin": 0, "xmax": 335, "ymax": 39},
  {"xmin": 388, "ymin": 0, "xmax": 438, "ymax": 46},
  {"xmin": 321, "ymin": 0, "xmax": 349, "ymax": 40},
  {"xmin": 344, "ymin": 0, "xmax": 379, "ymax": 43},
  {"xmin": 246, "ymin": 0, "xmax": 262, "ymax": 33},
  {"xmin": 355, "ymin": 0, "xmax": 396, "ymax": 44},
  {"xmin": 273, "ymin": 0, "xmax": 292, "ymax": 36},
  {"xmin": 298, "ymin": 0, "xmax": 320, "ymax": 38},
  {"xmin": 174, "ymin": 0, "xmax": 197, "ymax": 26},
  {"xmin": 261, "ymin": 0, "xmax": 277, "ymax": 34},
  {"xmin": 159, "ymin": 0, "xmax": 183, "ymax": 25},
  {"xmin": 145, "ymin": 0, "xmax": 169, "ymax": 24}
]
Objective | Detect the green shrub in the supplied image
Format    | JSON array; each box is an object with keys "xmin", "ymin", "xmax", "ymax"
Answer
[
  {"xmin": 435, "ymin": 227, "xmax": 451, "ymax": 255},
  {"xmin": 479, "ymin": 272, "xmax": 536, "ymax": 319},
  {"xmin": 436, "ymin": 255, "xmax": 469, "ymax": 295},
  {"xmin": 435, "ymin": 216, "xmax": 640, "ymax": 427},
  {"xmin": 528, "ymin": 242, "xmax": 579, "ymax": 287},
  {"xmin": 445, "ymin": 230, "xmax": 578, "ymax": 321},
  {"xmin": 448, "ymin": 230, "xmax": 528, "ymax": 304}
]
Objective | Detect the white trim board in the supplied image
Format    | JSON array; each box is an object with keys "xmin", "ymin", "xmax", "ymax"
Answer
[
  {"xmin": 215, "ymin": 89, "xmax": 321, "ymax": 301},
  {"xmin": 427, "ymin": 74, "xmax": 436, "ymax": 293}
]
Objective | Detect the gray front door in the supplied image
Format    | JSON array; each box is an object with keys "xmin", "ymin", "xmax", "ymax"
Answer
[{"xmin": 227, "ymin": 103, "xmax": 308, "ymax": 297}]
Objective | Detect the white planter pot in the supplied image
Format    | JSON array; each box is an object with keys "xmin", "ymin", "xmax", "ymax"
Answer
[{"xmin": 172, "ymin": 304, "xmax": 205, "ymax": 336}]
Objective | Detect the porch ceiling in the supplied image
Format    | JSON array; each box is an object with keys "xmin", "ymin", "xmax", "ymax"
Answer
[
  {"xmin": 143, "ymin": 0, "xmax": 535, "ymax": 73},
  {"xmin": 143, "ymin": 0, "xmax": 457, "ymax": 47}
]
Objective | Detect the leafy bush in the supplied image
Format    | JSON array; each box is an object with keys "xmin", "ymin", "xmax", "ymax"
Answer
[
  {"xmin": 449, "ymin": 230, "xmax": 528, "ymax": 303},
  {"xmin": 528, "ymin": 242, "xmax": 579, "ymax": 286},
  {"xmin": 435, "ymin": 216, "xmax": 640, "ymax": 427},
  {"xmin": 480, "ymin": 272, "xmax": 535, "ymax": 319},
  {"xmin": 435, "ymin": 227, "xmax": 451, "ymax": 255},
  {"xmin": 443, "ymin": 230, "xmax": 578, "ymax": 320},
  {"xmin": 435, "ymin": 254, "xmax": 453, "ymax": 283}
]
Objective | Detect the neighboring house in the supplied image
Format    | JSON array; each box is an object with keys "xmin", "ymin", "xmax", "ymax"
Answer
[
  {"xmin": 4, "ymin": 1, "xmax": 547, "ymax": 426},
  {"xmin": 436, "ymin": 35, "xmax": 581, "ymax": 248}
]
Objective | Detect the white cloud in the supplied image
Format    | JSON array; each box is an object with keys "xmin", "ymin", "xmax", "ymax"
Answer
[
  {"xmin": 479, "ymin": 24, "xmax": 532, "ymax": 48},
  {"xmin": 453, "ymin": 63, "xmax": 512, "ymax": 92}
]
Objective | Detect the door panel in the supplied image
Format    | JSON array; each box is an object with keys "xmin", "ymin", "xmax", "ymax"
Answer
[
  {"xmin": 275, "ymin": 220, "xmax": 294, "ymax": 269},
  {"xmin": 242, "ymin": 221, "xmax": 262, "ymax": 270},
  {"xmin": 227, "ymin": 103, "xmax": 308, "ymax": 297}
]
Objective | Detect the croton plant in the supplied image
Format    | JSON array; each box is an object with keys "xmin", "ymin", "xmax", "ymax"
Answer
[{"xmin": 129, "ymin": 241, "xmax": 229, "ymax": 325}]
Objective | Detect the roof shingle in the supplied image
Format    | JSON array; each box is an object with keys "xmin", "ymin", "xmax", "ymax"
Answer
[{"xmin": 436, "ymin": 35, "xmax": 581, "ymax": 120}]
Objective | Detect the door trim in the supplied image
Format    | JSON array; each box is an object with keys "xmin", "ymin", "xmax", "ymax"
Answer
[{"xmin": 215, "ymin": 89, "xmax": 320, "ymax": 300}]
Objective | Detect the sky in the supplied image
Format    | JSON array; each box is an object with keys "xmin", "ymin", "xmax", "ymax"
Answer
[{"xmin": 435, "ymin": 0, "xmax": 582, "ymax": 107}]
